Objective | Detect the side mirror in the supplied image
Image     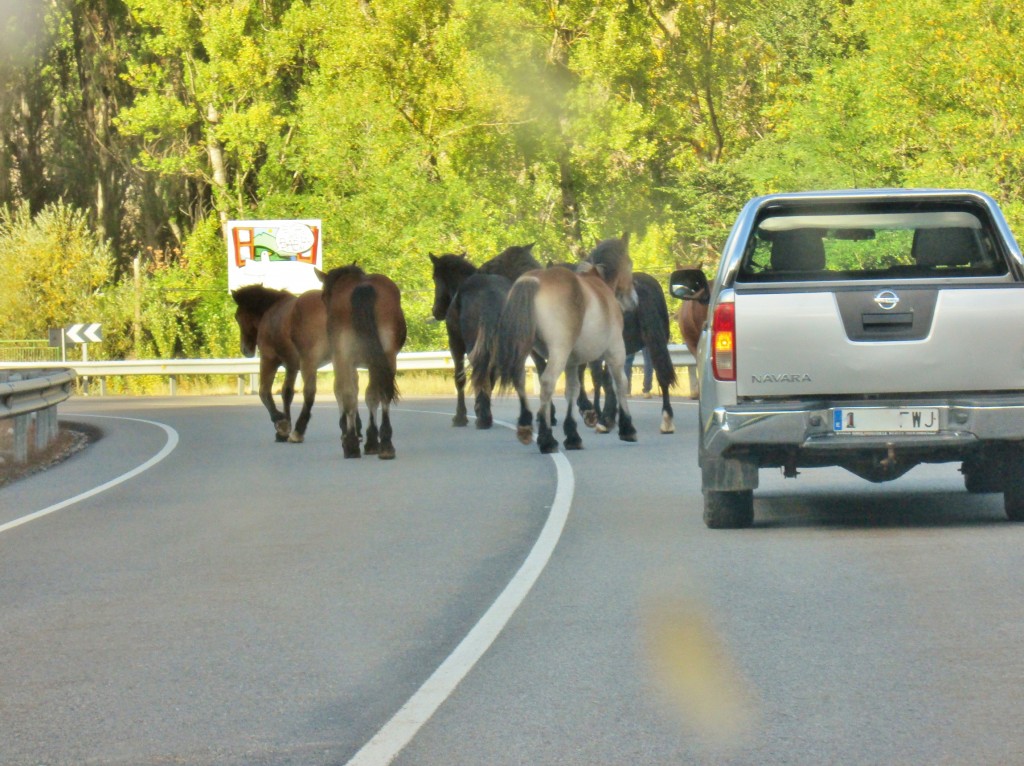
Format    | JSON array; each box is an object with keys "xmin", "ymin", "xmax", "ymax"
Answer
[{"xmin": 668, "ymin": 268, "xmax": 710, "ymax": 301}]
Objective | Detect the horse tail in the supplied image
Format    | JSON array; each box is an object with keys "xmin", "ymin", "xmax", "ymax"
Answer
[
  {"xmin": 637, "ymin": 277, "xmax": 678, "ymax": 390},
  {"xmin": 467, "ymin": 294, "xmax": 504, "ymax": 394},
  {"xmin": 351, "ymin": 283, "xmax": 400, "ymax": 404},
  {"xmin": 494, "ymin": 277, "xmax": 539, "ymax": 391}
]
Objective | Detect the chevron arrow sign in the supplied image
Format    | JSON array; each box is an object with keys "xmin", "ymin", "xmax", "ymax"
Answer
[{"xmin": 65, "ymin": 323, "xmax": 103, "ymax": 344}]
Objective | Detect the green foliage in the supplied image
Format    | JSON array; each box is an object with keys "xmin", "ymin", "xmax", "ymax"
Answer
[
  {"xmin": 0, "ymin": 201, "xmax": 112, "ymax": 340},
  {"xmin": 4, "ymin": 0, "xmax": 1024, "ymax": 362}
]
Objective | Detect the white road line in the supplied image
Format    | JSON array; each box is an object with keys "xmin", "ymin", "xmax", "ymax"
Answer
[
  {"xmin": 0, "ymin": 415, "xmax": 179, "ymax": 536},
  {"xmin": 346, "ymin": 411, "xmax": 575, "ymax": 766}
]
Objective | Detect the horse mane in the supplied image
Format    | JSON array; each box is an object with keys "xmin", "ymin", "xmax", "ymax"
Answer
[
  {"xmin": 479, "ymin": 243, "xmax": 541, "ymax": 280},
  {"xmin": 231, "ymin": 284, "xmax": 294, "ymax": 314},
  {"xmin": 431, "ymin": 252, "xmax": 478, "ymax": 280}
]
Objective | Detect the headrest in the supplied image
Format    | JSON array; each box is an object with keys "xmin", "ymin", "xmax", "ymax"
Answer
[
  {"xmin": 911, "ymin": 227, "xmax": 980, "ymax": 267},
  {"xmin": 770, "ymin": 229, "xmax": 826, "ymax": 271}
]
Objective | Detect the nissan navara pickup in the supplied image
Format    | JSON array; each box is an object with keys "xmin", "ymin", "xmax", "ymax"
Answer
[{"xmin": 671, "ymin": 189, "xmax": 1024, "ymax": 528}]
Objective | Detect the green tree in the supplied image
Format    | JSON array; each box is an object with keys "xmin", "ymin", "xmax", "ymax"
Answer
[{"xmin": 0, "ymin": 201, "xmax": 113, "ymax": 339}]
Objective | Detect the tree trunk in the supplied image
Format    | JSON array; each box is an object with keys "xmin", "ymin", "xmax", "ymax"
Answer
[{"xmin": 205, "ymin": 103, "xmax": 230, "ymax": 229}]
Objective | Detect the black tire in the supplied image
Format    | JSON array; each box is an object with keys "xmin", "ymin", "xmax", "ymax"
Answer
[
  {"xmin": 962, "ymin": 454, "xmax": 1003, "ymax": 493},
  {"xmin": 1005, "ymin": 484, "xmax": 1024, "ymax": 522},
  {"xmin": 704, "ymin": 489, "xmax": 754, "ymax": 529}
]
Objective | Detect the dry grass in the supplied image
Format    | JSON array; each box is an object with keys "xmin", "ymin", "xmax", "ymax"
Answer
[{"xmin": 0, "ymin": 423, "xmax": 89, "ymax": 488}]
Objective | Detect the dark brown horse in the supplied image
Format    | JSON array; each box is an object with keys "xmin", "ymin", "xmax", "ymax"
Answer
[
  {"xmin": 672, "ymin": 265, "xmax": 710, "ymax": 398},
  {"xmin": 231, "ymin": 285, "xmax": 329, "ymax": 443},
  {"xmin": 318, "ymin": 264, "xmax": 407, "ymax": 459},
  {"xmin": 494, "ymin": 264, "xmax": 637, "ymax": 453}
]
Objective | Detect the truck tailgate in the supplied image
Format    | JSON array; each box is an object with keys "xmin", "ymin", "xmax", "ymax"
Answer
[{"xmin": 735, "ymin": 287, "xmax": 1024, "ymax": 398}]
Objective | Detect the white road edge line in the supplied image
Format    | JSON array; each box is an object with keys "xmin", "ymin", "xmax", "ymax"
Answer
[
  {"xmin": 0, "ymin": 415, "xmax": 179, "ymax": 536},
  {"xmin": 345, "ymin": 411, "xmax": 575, "ymax": 766}
]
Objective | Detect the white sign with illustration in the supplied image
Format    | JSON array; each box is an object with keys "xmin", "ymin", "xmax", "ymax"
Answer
[{"xmin": 226, "ymin": 219, "xmax": 323, "ymax": 294}]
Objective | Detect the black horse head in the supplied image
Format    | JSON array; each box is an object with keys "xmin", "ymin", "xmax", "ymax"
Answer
[{"xmin": 428, "ymin": 252, "xmax": 476, "ymax": 321}]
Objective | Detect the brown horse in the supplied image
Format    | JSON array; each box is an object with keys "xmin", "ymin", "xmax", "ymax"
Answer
[
  {"xmin": 493, "ymin": 263, "xmax": 637, "ymax": 453},
  {"xmin": 231, "ymin": 285, "xmax": 329, "ymax": 443},
  {"xmin": 672, "ymin": 265, "xmax": 710, "ymax": 398},
  {"xmin": 318, "ymin": 264, "xmax": 407, "ymax": 459}
]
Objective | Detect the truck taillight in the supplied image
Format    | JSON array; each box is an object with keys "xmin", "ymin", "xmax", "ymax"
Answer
[{"xmin": 711, "ymin": 302, "xmax": 736, "ymax": 381}]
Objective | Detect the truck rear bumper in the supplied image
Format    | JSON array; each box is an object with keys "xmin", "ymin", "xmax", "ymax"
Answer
[{"xmin": 701, "ymin": 396, "xmax": 1024, "ymax": 489}]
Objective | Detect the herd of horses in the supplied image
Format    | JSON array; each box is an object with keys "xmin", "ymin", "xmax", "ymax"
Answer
[{"xmin": 231, "ymin": 235, "xmax": 710, "ymax": 459}]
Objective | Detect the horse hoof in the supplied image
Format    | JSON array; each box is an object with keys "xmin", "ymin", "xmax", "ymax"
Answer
[
  {"xmin": 275, "ymin": 420, "xmax": 292, "ymax": 439},
  {"xmin": 275, "ymin": 433, "xmax": 289, "ymax": 442},
  {"xmin": 517, "ymin": 426, "xmax": 534, "ymax": 445},
  {"xmin": 582, "ymin": 410, "xmax": 597, "ymax": 428},
  {"xmin": 564, "ymin": 439, "xmax": 583, "ymax": 450},
  {"xmin": 452, "ymin": 415, "xmax": 469, "ymax": 427},
  {"xmin": 364, "ymin": 444, "xmax": 379, "ymax": 455},
  {"xmin": 538, "ymin": 441, "xmax": 559, "ymax": 454},
  {"xmin": 594, "ymin": 423, "xmax": 609, "ymax": 434},
  {"xmin": 287, "ymin": 432, "xmax": 304, "ymax": 443},
  {"xmin": 475, "ymin": 417, "xmax": 493, "ymax": 430},
  {"xmin": 619, "ymin": 431, "xmax": 638, "ymax": 443},
  {"xmin": 344, "ymin": 449, "xmax": 362, "ymax": 459},
  {"xmin": 378, "ymin": 446, "xmax": 396, "ymax": 460}
]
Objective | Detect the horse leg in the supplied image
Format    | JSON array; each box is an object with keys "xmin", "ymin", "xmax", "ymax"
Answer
[
  {"xmin": 258, "ymin": 357, "xmax": 290, "ymax": 442},
  {"xmin": 562, "ymin": 364, "xmax": 584, "ymax": 450},
  {"xmin": 514, "ymin": 372, "xmax": 534, "ymax": 445},
  {"xmin": 659, "ymin": 382, "xmax": 675, "ymax": 434},
  {"xmin": 280, "ymin": 364, "xmax": 298, "ymax": 439},
  {"xmin": 377, "ymin": 404, "xmax": 395, "ymax": 460},
  {"xmin": 474, "ymin": 387, "xmax": 493, "ymax": 429},
  {"xmin": 289, "ymin": 361, "xmax": 318, "ymax": 443},
  {"xmin": 607, "ymin": 356, "xmax": 638, "ymax": 443},
  {"xmin": 335, "ymin": 364, "xmax": 361, "ymax": 458},
  {"xmin": 601, "ymin": 364, "xmax": 619, "ymax": 431},
  {"xmin": 531, "ymin": 351, "xmax": 556, "ymax": 427},
  {"xmin": 535, "ymin": 353, "xmax": 566, "ymax": 454},
  {"xmin": 576, "ymin": 364, "xmax": 595, "ymax": 427},
  {"xmin": 450, "ymin": 336, "xmax": 469, "ymax": 427},
  {"xmin": 364, "ymin": 392, "xmax": 380, "ymax": 455}
]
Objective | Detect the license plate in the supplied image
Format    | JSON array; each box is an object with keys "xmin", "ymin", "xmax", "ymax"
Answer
[{"xmin": 832, "ymin": 407, "xmax": 939, "ymax": 434}]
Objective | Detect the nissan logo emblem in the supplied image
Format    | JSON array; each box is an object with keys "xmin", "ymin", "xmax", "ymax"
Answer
[{"xmin": 874, "ymin": 290, "xmax": 900, "ymax": 310}]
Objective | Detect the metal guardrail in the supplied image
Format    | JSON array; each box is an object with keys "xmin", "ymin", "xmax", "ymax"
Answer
[
  {"xmin": 0, "ymin": 367, "xmax": 76, "ymax": 464},
  {"xmin": 0, "ymin": 346, "xmax": 697, "ymax": 396}
]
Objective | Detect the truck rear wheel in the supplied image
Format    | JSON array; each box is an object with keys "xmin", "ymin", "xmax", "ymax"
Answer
[
  {"xmin": 1005, "ymin": 485, "xmax": 1024, "ymax": 522},
  {"xmin": 704, "ymin": 490, "xmax": 754, "ymax": 529}
]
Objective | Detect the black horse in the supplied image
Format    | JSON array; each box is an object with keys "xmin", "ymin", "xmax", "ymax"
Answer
[
  {"xmin": 580, "ymin": 271, "xmax": 677, "ymax": 434},
  {"xmin": 429, "ymin": 252, "xmax": 512, "ymax": 428}
]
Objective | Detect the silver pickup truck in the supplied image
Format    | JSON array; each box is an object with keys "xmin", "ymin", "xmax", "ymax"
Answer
[{"xmin": 671, "ymin": 188, "xmax": 1024, "ymax": 528}]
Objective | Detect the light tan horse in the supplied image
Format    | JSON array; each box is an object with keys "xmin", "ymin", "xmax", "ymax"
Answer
[
  {"xmin": 493, "ymin": 263, "xmax": 637, "ymax": 453},
  {"xmin": 317, "ymin": 264, "xmax": 407, "ymax": 459}
]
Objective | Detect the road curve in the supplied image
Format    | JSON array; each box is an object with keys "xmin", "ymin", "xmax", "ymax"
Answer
[{"xmin": 3, "ymin": 393, "xmax": 1024, "ymax": 765}]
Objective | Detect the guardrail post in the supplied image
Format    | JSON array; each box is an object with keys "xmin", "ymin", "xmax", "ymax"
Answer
[
  {"xmin": 169, "ymin": 375, "xmax": 178, "ymax": 395},
  {"xmin": 13, "ymin": 413, "xmax": 28, "ymax": 463}
]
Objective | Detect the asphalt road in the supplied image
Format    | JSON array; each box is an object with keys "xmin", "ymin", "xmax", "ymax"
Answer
[{"xmin": 2, "ymin": 392, "xmax": 1024, "ymax": 765}]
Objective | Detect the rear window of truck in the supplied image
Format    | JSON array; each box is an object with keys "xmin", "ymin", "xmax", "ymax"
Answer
[{"xmin": 738, "ymin": 208, "xmax": 1007, "ymax": 282}]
